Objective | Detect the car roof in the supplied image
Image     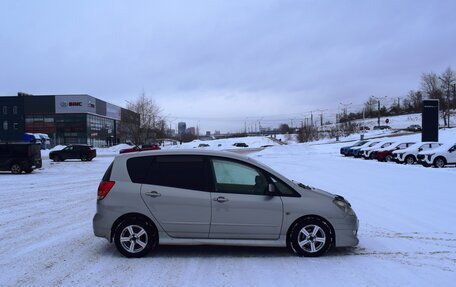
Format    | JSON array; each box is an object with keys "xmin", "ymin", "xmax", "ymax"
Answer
[
  {"xmin": 116, "ymin": 149, "xmax": 251, "ymax": 161},
  {"xmin": 403, "ymin": 142, "xmax": 441, "ymax": 150}
]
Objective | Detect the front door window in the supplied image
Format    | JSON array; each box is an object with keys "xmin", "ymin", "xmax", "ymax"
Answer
[{"xmin": 211, "ymin": 159, "xmax": 268, "ymax": 195}]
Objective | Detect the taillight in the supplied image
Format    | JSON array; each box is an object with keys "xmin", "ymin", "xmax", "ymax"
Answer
[{"xmin": 97, "ymin": 181, "xmax": 115, "ymax": 200}]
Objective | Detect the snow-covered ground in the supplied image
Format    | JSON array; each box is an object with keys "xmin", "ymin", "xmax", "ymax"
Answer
[{"xmin": 1, "ymin": 132, "xmax": 455, "ymax": 286}]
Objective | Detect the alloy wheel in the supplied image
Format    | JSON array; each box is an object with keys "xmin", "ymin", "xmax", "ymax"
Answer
[
  {"xmin": 297, "ymin": 224, "xmax": 326, "ymax": 253},
  {"xmin": 435, "ymin": 158, "xmax": 445, "ymax": 168},
  {"xmin": 11, "ymin": 164, "xmax": 22, "ymax": 174},
  {"xmin": 119, "ymin": 225, "xmax": 149, "ymax": 254}
]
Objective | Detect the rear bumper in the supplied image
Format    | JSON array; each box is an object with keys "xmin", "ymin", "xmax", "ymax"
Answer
[{"xmin": 93, "ymin": 211, "xmax": 112, "ymax": 241}]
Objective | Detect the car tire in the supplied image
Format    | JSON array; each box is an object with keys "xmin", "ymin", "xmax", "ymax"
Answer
[
  {"xmin": 53, "ymin": 156, "xmax": 62, "ymax": 162},
  {"xmin": 114, "ymin": 219, "xmax": 158, "ymax": 258},
  {"xmin": 385, "ymin": 155, "xmax": 392, "ymax": 162},
  {"xmin": 81, "ymin": 154, "xmax": 88, "ymax": 161},
  {"xmin": 289, "ymin": 217, "xmax": 333, "ymax": 257},
  {"xmin": 433, "ymin": 157, "xmax": 446, "ymax": 168},
  {"xmin": 11, "ymin": 163, "xmax": 22, "ymax": 174},
  {"xmin": 405, "ymin": 155, "xmax": 415, "ymax": 165}
]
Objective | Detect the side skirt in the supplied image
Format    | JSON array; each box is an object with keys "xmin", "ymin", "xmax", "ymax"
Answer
[{"xmin": 158, "ymin": 234, "xmax": 287, "ymax": 247}]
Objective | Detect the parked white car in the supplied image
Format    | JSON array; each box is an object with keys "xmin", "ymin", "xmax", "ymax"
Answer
[
  {"xmin": 392, "ymin": 142, "xmax": 442, "ymax": 164},
  {"xmin": 360, "ymin": 140, "xmax": 394, "ymax": 159},
  {"xmin": 417, "ymin": 143, "xmax": 456, "ymax": 168}
]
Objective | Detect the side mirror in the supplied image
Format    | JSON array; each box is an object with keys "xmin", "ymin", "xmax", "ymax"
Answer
[
  {"xmin": 268, "ymin": 183, "xmax": 276, "ymax": 194},
  {"xmin": 418, "ymin": 148, "xmax": 423, "ymax": 152}
]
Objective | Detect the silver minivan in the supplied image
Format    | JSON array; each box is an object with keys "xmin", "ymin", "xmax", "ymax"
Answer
[{"xmin": 93, "ymin": 150, "xmax": 359, "ymax": 257}]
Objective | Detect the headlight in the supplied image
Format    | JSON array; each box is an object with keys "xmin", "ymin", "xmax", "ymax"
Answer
[{"xmin": 333, "ymin": 197, "xmax": 355, "ymax": 216}]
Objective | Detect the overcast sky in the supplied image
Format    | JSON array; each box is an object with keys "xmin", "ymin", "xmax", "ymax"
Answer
[{"xmin": 1, "ymin": 0, "xmax": 456, "ymax": 132}]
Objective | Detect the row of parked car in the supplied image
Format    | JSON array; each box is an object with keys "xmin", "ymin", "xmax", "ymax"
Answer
[
  {"xmin": 340, "ymin": 138, "xmax": 456, "ymax": 168},
  {"xmin": 0, "ymin": 143, "xmax": 98, "ymax": 174}
]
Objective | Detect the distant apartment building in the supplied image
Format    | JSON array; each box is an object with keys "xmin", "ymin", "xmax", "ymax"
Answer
[
  {"xmin": 186, "ymin": 127, "xmax": 196, "ymax": 135},
  {"xmin": 0, "ymin": 93, "xmax": 139, "ymax": 147},
  {"xmin": 177, "ymin": 122, "xmax": 186, "ymax": 135}
]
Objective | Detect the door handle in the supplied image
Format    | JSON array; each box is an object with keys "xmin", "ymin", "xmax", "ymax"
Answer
[
  {"xmin": 145, "ymin": 191, "xmax": 161, "ymax": 198},
  {"xmin": 213, "ymin": 196, "xmax": 229, "ymax": 203}
]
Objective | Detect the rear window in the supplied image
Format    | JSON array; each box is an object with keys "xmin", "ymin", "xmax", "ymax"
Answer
[{"xmin": 127, "ymin": 156, "xmax": 154, "ymax": 183}]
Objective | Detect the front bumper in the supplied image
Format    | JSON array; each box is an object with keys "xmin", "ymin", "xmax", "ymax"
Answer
[{"xmin": 332, "ymin": 216, "xmax": 359, "ymax": 247}]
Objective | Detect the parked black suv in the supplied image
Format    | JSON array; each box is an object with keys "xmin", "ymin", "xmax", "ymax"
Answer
[
  {"xmin": 0, "ymin": 143, "xmax": 42, "ymax": 174},
  {"xmin": 50, "ymin": 144, "xmax": 97, "ymax": 162}
]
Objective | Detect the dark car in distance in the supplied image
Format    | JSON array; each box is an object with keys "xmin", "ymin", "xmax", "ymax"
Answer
[
  {"xmin": 50, "ymin": 144, "xmax": 97, "ymax": 162},
  {"xmin": 233, "ymin": 143, "xmax": 249, "ymax": 147},
  {"xmin": 0, "ymin": 143, "xmax": 42, "ymax": 174},
  {"xmin": 406, "ymin": 125, "xmax": 422, "ymax": 132},
  {"xmin": 119, "ymin": 144, "xmax": 161, "ymax": 154},
  {"xmin": 373, "ymin": 125, "xmax": 392, "ymax": 130}
]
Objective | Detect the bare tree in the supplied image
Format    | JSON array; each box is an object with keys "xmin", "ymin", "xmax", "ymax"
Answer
[
  {"xmin": 438, "ymin": 67, "xmax": 456, "ymax": 127},
  {"xmin": 421, "ymin": 72, "xmax": 446, "ymax": 125},
  {"xmin": 278, "ymin": 123, "xmax": 290, "ymax": 134},
  {"xmin": 126, "ymin": 92, "xmax": 163, "ymax": 144},
  {"xmin": 363, "ymin": 97, "xmax": 377, "ymax": 118}
]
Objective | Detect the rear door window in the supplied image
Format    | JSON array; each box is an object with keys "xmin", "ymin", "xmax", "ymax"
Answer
[{"xmin": 148, "ymin": 155, "xmax": 209, "ymax": 191}]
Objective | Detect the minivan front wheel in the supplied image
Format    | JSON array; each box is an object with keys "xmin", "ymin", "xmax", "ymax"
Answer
[
  {"xmin": 290, "ymin": 218, "xmax": 333, "ymax": 257},
  {"xmin": 114, "ymin": 219, "xmax": 157, "ymax": 258}
]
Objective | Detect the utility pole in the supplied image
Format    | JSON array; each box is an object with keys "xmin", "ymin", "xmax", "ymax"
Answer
[
  {"xmin": 310, "ymin": 112, "xmax": 314, "ymax": 126},
  {"xmin": 244, "ymin": 118, "xmax": 247, "ymax": 134},
  {"xmin": 371, "ymin": 96, "xmax": 387, "ymax": 126},
  {"xmin": 320, "ymin": 113, "xmax": 323, "ymax": 126}
]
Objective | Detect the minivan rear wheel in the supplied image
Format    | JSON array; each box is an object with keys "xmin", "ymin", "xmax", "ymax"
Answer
[
  {"xmin": 114, "ymin": 219, "xmax": 157, "ymax": 258},
  {"xmin": 289, "ymin": 218, "xmax": 333, "ymax": 257}
]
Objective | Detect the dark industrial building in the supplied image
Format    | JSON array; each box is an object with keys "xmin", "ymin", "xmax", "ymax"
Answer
[{"xmin": 0, "ymin": 93, "xmax": 140, "ymax": 147}]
